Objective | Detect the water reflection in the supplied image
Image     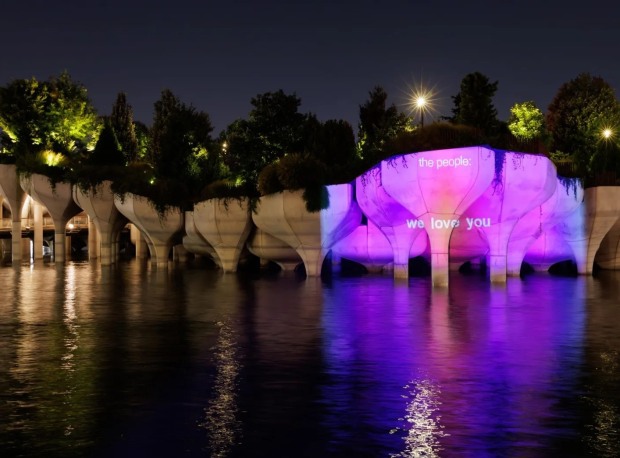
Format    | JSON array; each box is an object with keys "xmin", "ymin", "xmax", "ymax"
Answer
[
  {"xmin": 0, "ymin": 262, "xmax": 619, "ymax": 457},
  {"xmin": 200, "ymin": 321, "xmax": 241, "ymax": 457},
  {"xmin": 390, "ymin": 378, "xmax": 447, "ymax": 458},
  {"xmin": 582, "ymin": 273, "xmax": 620, "ymax": 457}
]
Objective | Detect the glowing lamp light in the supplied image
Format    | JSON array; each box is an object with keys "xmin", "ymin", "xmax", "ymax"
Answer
[
  {"xmin": 43, "ymin": 151, "xmax": 64, "ymax": 167},
  {"xmin": 602, "ymin": 128, "xmax": 613, "ymax": 139},
  {"xmin": 68, "ymin": 223, "xmax": 75, "ymax": 230},
  {"xmin": 416, "ymin": 96, "xmax": 426, "ymax": 109}
]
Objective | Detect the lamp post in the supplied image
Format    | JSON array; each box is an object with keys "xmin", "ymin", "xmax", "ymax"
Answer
[{"xmin": 416, "ymin": 96, "xmax": 426, "ymax": 127}]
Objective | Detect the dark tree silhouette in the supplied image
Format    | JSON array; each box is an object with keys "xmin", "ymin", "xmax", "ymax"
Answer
[
  {"xmin": 357, "ymin": 86, "xmax": 411, "ymax": 167},
  {"xmin": 110, "ymin": 92, "xmax": 138, "ymax": 164},
  {"xmin": 450, "ymin": 72, "xmax": 500, "ymax": 137},
  {"xmin": 547, "ymin": 73, "xmax": 620, "ymax": 179}
]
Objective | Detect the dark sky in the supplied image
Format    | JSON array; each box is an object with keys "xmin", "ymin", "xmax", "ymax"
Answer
[{"xmin": 1, "ymin": 0, "xmax": 618, "ymax": 134}]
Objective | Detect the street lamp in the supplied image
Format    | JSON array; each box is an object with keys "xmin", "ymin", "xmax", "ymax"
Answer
[
  {"xmin": 416, "ymin": 96, "xmax": 427, "ymax": 127},
  {"xmin": 602, "ymin": 128, "xmax": 613, "ymax": 139}
]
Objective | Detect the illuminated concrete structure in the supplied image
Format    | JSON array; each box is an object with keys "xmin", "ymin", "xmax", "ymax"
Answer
[
  {"xmin": 3, "ymin": 146, "xmax": 620, "ymax": 284},
  {"xmin": 74, "ymin": 181, "xmax": 127, "ymax": 265},
  {"xmin": 247, "ymin": 227, "xmax": 302, "ymax": 271},
  {"xmin": 182, "ymin": 210, "xmax": 220, "ymax": 266},
  {"xmin": 252, "ymin": 185, "xmax": 361, "ymax": 276},
  {"xmin": 355, "ymin": 165, "xmax": 428, "ymax": 278},
  {"xmin": 192, "ymin": 197, "xmax": 252, "ymax": 272},
  {"xmin": 381, "ymin": 147, "xmax": 495, "ymax": 286},
  {"xmin": 114, "ymin": 193, "xmax": 183, "ymax": 268},
  {"xmin": 0, "ymin": 164, "xmax": 27, "ymax": 261},
  {"xmin": 20, "ymin": 174, "xmax": 81, "ymax": 263}
]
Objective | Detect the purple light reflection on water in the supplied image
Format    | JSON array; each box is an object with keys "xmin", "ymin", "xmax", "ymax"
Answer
[{"xmin": 319, "ymin": 275, "xmax": 586, "ymax": 457}]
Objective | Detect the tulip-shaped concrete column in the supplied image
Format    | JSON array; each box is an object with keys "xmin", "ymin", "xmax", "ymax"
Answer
[
  {"xmin": 183, "ymin": 211, "xmax": 221, "ymax": 267},
  {"xmin": 583, "ymin": 187, "xmax": 620, "ymax": 273},
  {"xmin": 356, "ymin": 166, "xmax": 428, "ymax": 279},
  {"xmin": 193, "ymin": 197, "xmax": 253, "ymax": 272},
  {"xmin": 20, "ymin": 174, "xmax": 82, "ymax": 263},
  {"xmin": 463, "ymin": 152, "xmax": 557, "ymax": 282},
  {"xmin": 550, "ymin": 200, "xmax": 587, "ymax": 273},
  {"xmin": 246, "ymin": 228, "xmax": 302, "ymax": 271},
  {"xmin": 382, "ymin": 147, "xmax": 495, "ymax": 286},
  {"xmin": 74, "ymin": 181, "xmax": 128, "ymax": 265},
  {"xmin": 523, "ymin": 225, "xmax": 581, "ymax": 271},
  {"xmin": 331, "ymin": 219, "xmax": 422, "ymax": 273},
  {"xmin": 114, "ymin": 193, "xmax": 183, "ymax": 268},
  {"xmin": 253, "ymin": 184, "xmax": 361, "ymax": 277},
  {"xmin": 0, "ymin": 164, "xmax": 27, "ymax": 261},
  {"xmin": 507, "ymin": 178, "xmax": 584, "ymax": 275},
  {"xmin": 594, "ymin": 216, "xmax": 620, "ymax": 270}
]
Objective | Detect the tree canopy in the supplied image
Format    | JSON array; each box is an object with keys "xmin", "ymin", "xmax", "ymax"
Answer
[
  {"xmin": 357, "ymin": 86, "xmax": 412, "ymax": 167},
  {"xmin": 110, "ymin": 92, "xmax": 138, "ymax": 164},
  {"xmin": 450, "ymin": 72, "xmax": 500, "ymax": 137},
  {"xmin": 547, "ymin": 73, "xmax": 620, "ymax": 178},
  {"xmin": 0, "ymin": 73, "xmax": 100, "ymax": 168},
  {"xmin": 508, "ymin": 101, "xmax": 545, "ymax": 141},
  {"xmin": 221, "ymin": 90, "xmax": 306, "ymax": 186}
]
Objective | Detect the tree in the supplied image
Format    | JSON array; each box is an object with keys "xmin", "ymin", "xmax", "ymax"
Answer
[
  {"xmin": 357, "ymin": 86, "xmax": 412, "ymax": 167},
  {"xmin": 508, "ymin": 101, "xmax": 546, "ymax": 141},
  {"xmin": 150, "ymin": 89, "xmax": 217, "ymax": 192},
  {"xmin": 221, "ymin": 90, "xmax": 305, "ymax": 186},
  {"xmin": 450, "ymin": 72, "xmax": 500, "ymax": 136},
  {"xmin": 304, "ymin": 117, "xmax": 358, "ymax": 182},
  {"xmin": 546, "ymin": 73, "xmax": 620, "ymax": 178},
  {"xmin": 0, "ymin": 73, "xmax": 100, "ymax": 171},
  {"xmin": 88, "ymin": 118, "xmax": 124, "ymax": 167},
  {"xmin": 110, "ymin": 92, "xmax": 138, "ymax": 164}
]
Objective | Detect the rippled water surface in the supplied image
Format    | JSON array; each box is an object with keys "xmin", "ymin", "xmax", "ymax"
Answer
[{"xmin": 1, "ymin": 260, "xmax": 619, "ymax": 457}]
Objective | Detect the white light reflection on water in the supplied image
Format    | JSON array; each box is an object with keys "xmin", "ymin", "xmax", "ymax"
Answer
[
  {"xmin": 390, "ymin": 377, "xmax": 448, "ymax": 458},
  {"xmin": 61, "ymin": 263, "xmax": 79, "ymax": 437},
  {"xmin": 200, "ymin": 320, "xmax": 242, "ymax": 457}
]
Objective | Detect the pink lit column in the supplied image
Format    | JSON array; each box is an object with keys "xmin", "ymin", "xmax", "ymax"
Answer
[
  {"xmin": 464, "ymin": 153, "xmax": 556, "ymax": 283},
  {"xmin": 356, "ymin": 166, "xmax": 427, "ymax": 279},
  {"xmin": 382, "ymin": 147, "xmax": 495, "ymax": 286}
]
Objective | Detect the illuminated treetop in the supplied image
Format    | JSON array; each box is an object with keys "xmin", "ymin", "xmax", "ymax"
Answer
[{"xmin": 0, "ymin": 72, "xmax": 100, "ymax": 175}]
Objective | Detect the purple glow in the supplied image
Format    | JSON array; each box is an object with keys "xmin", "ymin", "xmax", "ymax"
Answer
[{"xmin": 254, "ymin": 146, "xmax": 586, "ymax": 282}]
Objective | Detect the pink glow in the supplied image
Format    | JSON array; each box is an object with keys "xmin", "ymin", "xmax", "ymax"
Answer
[{"xmin": 330, "ymin": 147, "xmax": 585, "ymax": 283}]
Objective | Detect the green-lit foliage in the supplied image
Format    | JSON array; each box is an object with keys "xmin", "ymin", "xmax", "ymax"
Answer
[
  {"xmin": 357, "ymin": 86, "xmax": 412, "ymax": 168},
  {"xmin": 0, "ymin": 72, "xmax": 100, "ymax": 180},
  {"xmin": 547, "ymin": 73, "xmax": 620, "ymax": 181},
  {"xmin": 508, "ymin": 101, "xmax": 545, "ymax": 140},
  {"xmin": 450, "ymin": 72, "xmax": 500, "ymax": 137},
  {"xmin": 133, "ymin": 121, "xmax": 150, "ymax": 160}
]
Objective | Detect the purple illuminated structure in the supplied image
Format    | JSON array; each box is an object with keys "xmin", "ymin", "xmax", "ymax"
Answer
[
  {"xmin": 215, "ymin": 145, "xmax": 592, "ymax": 283},
  {"xmin": 380, "ymin": 147, "xmax": 496, "ymax": 286},
  {"xmin": 323, "ymin": 146, "xmax": 586, "ymax": 285}
]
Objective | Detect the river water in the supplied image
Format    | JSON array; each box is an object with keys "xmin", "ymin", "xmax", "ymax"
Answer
[{"xmin": 0, "ymin": 259, "xmax": 619, "ymax": 457}]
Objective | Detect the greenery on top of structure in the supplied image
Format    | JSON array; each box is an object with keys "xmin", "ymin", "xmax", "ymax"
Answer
[{"xmin": 1, "ymin": 70, "xmax": 619, "ymax": 215}]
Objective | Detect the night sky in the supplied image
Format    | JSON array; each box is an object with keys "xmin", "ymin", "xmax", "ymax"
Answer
[{"xmin": 1, "ymin": 0, "xmax": 618, "ymax": 134}]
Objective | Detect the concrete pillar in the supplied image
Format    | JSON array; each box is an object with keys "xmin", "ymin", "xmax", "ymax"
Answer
[
  {"xmin": 88, "ymin": 216, "xmax": 98, "ymax": 260},
  {"xmin": 173, "ymin": 244, "xmax": 188, "ymax": 263},
  {"xmin": 584, "ymin": 188, "xmax": 620, "ymax": 274},
  {"xmin": 11, "ymin": 220, "xmax": 22, "ymax": 262},
  {"xmin": 65, "ymin": 234, "xmax": 72, "ymax": 259},
  {"xmin": 33, "ymin": 202, "xmax": 43, "ymax": 260},
  {"xmin": 21, "ymin": 238, "xmax": 31, "ymax": 259}
]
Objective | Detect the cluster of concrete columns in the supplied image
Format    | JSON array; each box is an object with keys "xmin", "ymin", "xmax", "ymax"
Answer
[{"xmin": 2, "ymin": 147, "xmax": 620, "ymax": 285}]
